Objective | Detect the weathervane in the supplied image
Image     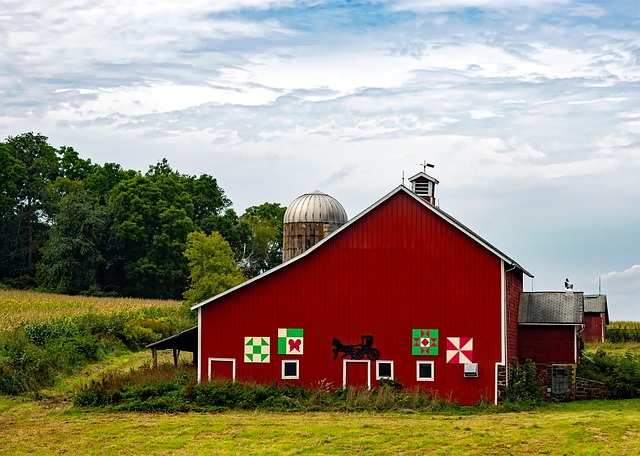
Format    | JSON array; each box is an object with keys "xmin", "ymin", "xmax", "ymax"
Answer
[{"xmin": 421, "ymin": 160, "xmax": 435, "ymax": 172}]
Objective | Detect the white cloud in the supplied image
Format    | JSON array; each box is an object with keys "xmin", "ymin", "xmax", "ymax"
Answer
[
  {"xmin": 604, "ymin": 265, "xmax": 640, "ymax": 295},
  {"xmin": 603, "ymin": 265, "xmax": 640, "ymax": 321}
]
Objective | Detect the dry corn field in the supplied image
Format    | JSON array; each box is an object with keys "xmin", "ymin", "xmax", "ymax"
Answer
[{"xmin": 0, "ymin": 289, "xmax": 182, "ymax": 330}]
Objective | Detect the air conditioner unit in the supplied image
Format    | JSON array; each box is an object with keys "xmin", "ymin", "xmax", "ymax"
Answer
[{"xmin": 464, "ymin": 363, "xmax": 478, "ymax": 377}]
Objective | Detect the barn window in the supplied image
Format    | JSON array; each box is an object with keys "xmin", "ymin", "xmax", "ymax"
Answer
[
  {"xmin": 416, "ymin": 361, "xmax": 434, "ymax": 381},
  {"xmin": 551, "ymin": 365, "xmax": 571, "ymax": 394},
  {"xmin": 282, "ymin": 360, "xmax": 299, "ymax": 379},
  {"xmin": 376, "ymin": 360, "xmax": 394, "ymax": 380}
]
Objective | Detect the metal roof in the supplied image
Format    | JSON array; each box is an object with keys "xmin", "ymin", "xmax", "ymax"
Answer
[
  {"xmin": 192, "ymin": 185, "xmax": 533, "ymax": 311},
  {"xmin": 408, "ymin": 171, "xmax": 439, "ymax": 185},
  {"xmin": 145, "ymin": 326, "xmax": 198, "ymax": 352},
  {"xmin": 283, "ymin": 190, "xmax": 348, "ymax": 224},
  {"xmin": 519, "ymin": 292, "xmax": 584, "ymax": 324}
]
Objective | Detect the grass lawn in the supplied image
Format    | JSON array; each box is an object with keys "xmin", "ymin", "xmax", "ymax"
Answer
[{"xmin": 1, "ymin": 395, "xmax": 639, "ymax": 455}]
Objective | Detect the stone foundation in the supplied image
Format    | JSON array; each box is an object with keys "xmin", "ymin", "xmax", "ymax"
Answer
[{"xmin": 575, "ymin": 377, "xmax": 612, "ymax": 400}]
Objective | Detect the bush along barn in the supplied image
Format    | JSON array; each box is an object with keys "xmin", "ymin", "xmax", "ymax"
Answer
[{"xmin": 181, "ymin": 170, "xmax": 606, "ymax": 405}]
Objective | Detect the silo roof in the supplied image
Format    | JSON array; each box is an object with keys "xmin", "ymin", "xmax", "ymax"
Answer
[{"xmin": 283, "ymin": 190, "xmax": 348, "ymax": 224}]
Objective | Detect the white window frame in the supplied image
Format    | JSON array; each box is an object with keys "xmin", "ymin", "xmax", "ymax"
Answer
[
  {"xmin": 281, "ymin": 359, "xmax": 300, "ymax": 379},
  {"xmin": 342, "ymin": 359, "xmax": 372, "ymax": 390},
  {"xmin": 416, "ymin": 360, "xmax": 435, "ymax": 382},
  {"xmin": 375, "ymin": 360, "xmax": 394, "ymax": 380},
  {"xmin": 208, "ymin": 357, "xmax": 236, "ymax": 382}
]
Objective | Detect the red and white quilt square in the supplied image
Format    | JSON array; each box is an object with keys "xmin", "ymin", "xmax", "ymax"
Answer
[{"xmin": 446, "ymin": 337, "xmax": 473, "ymax": 364}]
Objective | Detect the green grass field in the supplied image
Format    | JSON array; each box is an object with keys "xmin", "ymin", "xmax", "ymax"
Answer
[
  {"xmin": 1, "ymin": 395, "xmax": 639, "ymax": 455},
  {"xmin": 2, "ymin": 291, "xmax": 640, "ymax": 454}
]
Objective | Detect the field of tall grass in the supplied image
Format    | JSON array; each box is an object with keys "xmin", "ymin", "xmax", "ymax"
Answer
[
  {"xmin": 0, "ymin": 289, "xmax": 181, "ymax": 331},
  {"xmin": 606, "ymin": 321, "xmax": 640, "ymax": 343},
  {"xmin": 0, "ymin": 289, "xmax": 192, "ymax": 396}
]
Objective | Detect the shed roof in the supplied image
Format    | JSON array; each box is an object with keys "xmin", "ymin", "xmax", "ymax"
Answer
[
  {"xmin": 146, "ymin": 326, "xmax": 198, "ymax": 352},
  {"xmin": 192, "ymin": 185, "xmax": 533, "ymax": 311},
  {"xmin": 519, "ymin": 292, "xmax": 584, "ymax": 325}
]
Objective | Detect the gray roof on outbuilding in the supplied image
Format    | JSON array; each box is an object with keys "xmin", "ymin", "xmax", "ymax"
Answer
[
  {"xmin": 519, "ymin": 292, "xmax": 584, "ymax": 325},
  {"xmin": 584, "ymin": 294, "xmax": 609, "ymax": 324},
  {"xmin": 584, "ymin": 295, "xmax": 607, "ymax": 313}
]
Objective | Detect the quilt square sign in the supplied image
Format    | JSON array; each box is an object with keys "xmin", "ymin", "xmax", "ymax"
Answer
[
  {"xmin": 244, "ymin": 337, "xmax": 270, "ymax": 363},
  {"xmin": 446, "ymin": 337, "xmax": 473, "ymax": 364},
  {"xmin": 278, "ymin": 328, "xmax": 304, "ymax": 355},
  {"xmin": 412, "ymin": 329, "xmax": 439, "ymax": 356}
]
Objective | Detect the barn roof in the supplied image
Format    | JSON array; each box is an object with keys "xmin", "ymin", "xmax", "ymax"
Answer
[
  {"xmin": 191, "ymin": 185, "xmax": 533, "ymax": 311},
  {"xmin": 519, "ymin": 292, "xmax": 584, "ymax": 325},
  {"xmin": 584, "ymin": 294, "xmax": 609, "ymax": 324}
]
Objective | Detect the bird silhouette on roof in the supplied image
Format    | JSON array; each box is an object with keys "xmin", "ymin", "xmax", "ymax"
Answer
[{"xmin": 564, "ymin": 278, "xmax": 573, "ymax": 290}]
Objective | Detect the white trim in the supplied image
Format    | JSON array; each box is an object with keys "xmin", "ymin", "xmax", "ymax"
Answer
[
  {"xmin": 519, "ymin": 323, "xmax": 582, "ymax": 326},
  {"xmin": 208, "ymin": 358, "xmax": 236, "ymax": 382},
  {"xmin": 416, "ymin": 360, "xmax": 435, "ymax": 382},
  {"xmin": 343, "ymin": 359, "xmax": 371, "ymax": 390},
  {"xmin": 574, "ymin": 326, "xmax": 578, "ymax": 363},
  {"xmin": 191, "ymin": 186, "xmax": 532, "ymax": 311},
  {"xmin": 501, "ymin": 259, "xmax": 506, "ymax": 365},
  {"xmin": 499, "ymin": 259, "xmax": 506, "ymax": 405},
  {"xmin": 375, "ymin": 360, "xmax": 394, "ymax": 380},
  {"xmin": 281, "ymin": 359, "xmax": 300, "ymax": 380},
  {"xmin": 197, "ymin": 308, "xmax": 202, "ymax": 382}
]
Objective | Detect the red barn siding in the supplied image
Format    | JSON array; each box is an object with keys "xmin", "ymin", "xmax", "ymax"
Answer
[
  {"xmin": 583, "ymin": 314, "xmax": 606, "ymax": 343},
  {"xmin": 517, "ymin": 326, "xmax": 577, "ymax": 364},
  {"xmin": 505, "ymin": 269, "xmax": 523, "ymax": 362},
  {"xmin": 199, "ymin": 190, "xmax": 509, "ymax": 405}
]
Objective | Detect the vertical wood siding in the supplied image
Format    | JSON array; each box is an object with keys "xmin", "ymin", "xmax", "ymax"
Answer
[
  {"xmin": 518, "ymin": 326, "xmax": 577, "ymax": 364},
  {"xmin": 583, "ymin": 314, "xmax": 606, "ymax": 343},
  {"xmin": 200, "ymin": 190, "xmax": 509, "ymax": 405}
]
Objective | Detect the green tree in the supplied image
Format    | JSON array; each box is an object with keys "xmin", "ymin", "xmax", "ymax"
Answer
[
  {"xmin": 238, "ymin": 202, "xmax": 286, "ymax": 277},
  {"xmin": 36, "ymin": 191, "xmax": 107, "ymax": 294},
  {"xmin": 183, "ymin": 231, "xmax": 246, "ymax": 305},
  {"xmin": 104, "ymin": 160, "xmax": 232, "ymax": 299},
  {"xmin": 0, "ymin": 133, "xmax": 59, "ymax": 283}
]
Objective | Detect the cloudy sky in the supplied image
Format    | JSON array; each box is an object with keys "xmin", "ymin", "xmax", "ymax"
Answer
[{"xmin": 2, "ymin": 0, "xmax": 639, "ymax": 320}]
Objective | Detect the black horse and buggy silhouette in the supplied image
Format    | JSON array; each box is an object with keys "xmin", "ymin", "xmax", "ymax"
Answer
[{"xmin": 331, "ymin": 335, "xmax": 380, "ymax": 360}]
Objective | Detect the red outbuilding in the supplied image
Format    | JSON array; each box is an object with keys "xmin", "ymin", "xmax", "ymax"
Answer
[
  {"xmin": 582, "ymin": 295, "xmax": 609, "ymax": 343},
  {"xmin": 191, "ymin": 174, "xmax": 534, "ymax": 405},
  {"xmin": 517, "ymin": 291, "xmax": 585, "ymax": 400}
]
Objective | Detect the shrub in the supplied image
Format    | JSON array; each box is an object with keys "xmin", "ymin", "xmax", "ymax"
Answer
[
  {"xmin": 73, "ymin": 363, "xmax": 469, "ymax": 413},
  {"xmin": 578, "ymin": 349, "xmax": 640, "ymax": 398},
  {"xmin": 0, "ymin": 308, "xmax": 192, "ymax": 396},
  {"xmin": 504, "ymin": 358, "xmax": 544, "ymax": 404}
]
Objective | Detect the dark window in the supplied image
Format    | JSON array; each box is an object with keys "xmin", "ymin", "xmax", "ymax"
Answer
[
  {"xmin": 282, "ymin": 361, "xmax": 298, "ymax": 379},
  {"xmin": 378, "ymin": 362, "xmax": 392, "ymax": 378},
  {"xmin": 417, "ymin": 361, "xmax": 434, "ymax": 381}
]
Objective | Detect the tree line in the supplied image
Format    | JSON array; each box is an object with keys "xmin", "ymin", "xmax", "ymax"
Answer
[{"xmin": 0, "ymin": 132, "xmax": 285, "ymax": 301}]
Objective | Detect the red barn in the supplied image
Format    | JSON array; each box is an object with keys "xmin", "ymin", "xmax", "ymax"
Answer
[
  {"xmin": 582, "ymin": 295, "xmax": 609, "ymax": 343},
  {"xmin": 192, "ymin": 176, "xmax": 533, "ymax": 405}
]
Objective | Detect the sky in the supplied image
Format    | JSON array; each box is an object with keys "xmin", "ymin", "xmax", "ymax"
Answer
[{"xmin": 1, "ymin": 0, "xmax": 639, "ymax": 320}]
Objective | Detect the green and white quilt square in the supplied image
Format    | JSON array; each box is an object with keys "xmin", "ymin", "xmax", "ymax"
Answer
[{"xmin": 244, "ymin": 337, "xmax": 270, "ymax": 363}]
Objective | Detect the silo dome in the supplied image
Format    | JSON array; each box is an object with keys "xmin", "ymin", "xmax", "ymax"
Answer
[
  {"xmin": 282, "ymin": 190, "xmax": 347, "ymax": 262},
  {"xmin": 283, "ymin": 190, "xmax": 348, "ymax": 224}
]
